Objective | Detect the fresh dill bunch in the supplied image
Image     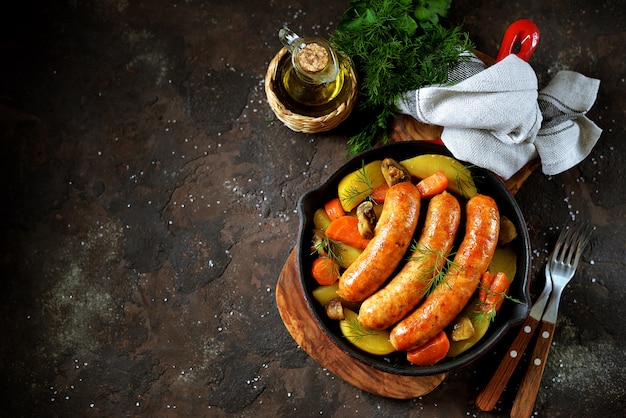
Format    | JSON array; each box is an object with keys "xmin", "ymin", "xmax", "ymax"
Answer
[{"xmin": 330, "ymin": 0, "xmax": 474, "ymax": 154}]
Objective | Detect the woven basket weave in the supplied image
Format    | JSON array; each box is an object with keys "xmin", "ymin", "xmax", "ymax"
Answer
[{"xmin": 265, "ymin": 47, "xmax": 358, "ymax": 134}]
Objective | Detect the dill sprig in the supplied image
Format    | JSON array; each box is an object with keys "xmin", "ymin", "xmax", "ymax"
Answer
[
  {"xmin": 472, "ymin": 288, "xmax": 523, "ymax": 323},
  {"xmin": 343, "ymin": 315, "xmax": 378, "ymax": 342},
  {"xmin": 312, "ymin": 232, "xmax": 340, "ymax": 260},
  {"xmin": 341, "ymin": 160, "xmax": 375, "ymax": 207},
  {"xmin": 453, "ymin": 164, "xmax": 480, "ymax": 198},
  {"xmin": 408, "ymin": 242, "xmax": 458, "ymax": 297},
  {"xmin": 330, "ymin": 0, "xmax": 474, "ymax": 154}
]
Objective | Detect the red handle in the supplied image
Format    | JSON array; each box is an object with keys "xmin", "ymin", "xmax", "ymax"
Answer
[{"xmin": 496, "ymin": 19, "xmax": 540, "ymax": 63}]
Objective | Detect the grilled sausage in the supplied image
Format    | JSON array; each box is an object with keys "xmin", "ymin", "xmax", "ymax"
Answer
[
  {"xmin": 358, "ymin": 191, "xmax": 461, "ymax": 329},
  {"xmin": 337, "ymin": 181, "xmax": 421, "ymax": 302},
  {"xmin": 389, "ymin": 194, "xmax": 500, "ymax": 351}
]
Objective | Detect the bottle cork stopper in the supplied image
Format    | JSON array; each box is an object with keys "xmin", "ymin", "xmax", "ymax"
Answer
[{"xmin": 296, "ymin": 43, "xmax": 329, "ymax": 73}]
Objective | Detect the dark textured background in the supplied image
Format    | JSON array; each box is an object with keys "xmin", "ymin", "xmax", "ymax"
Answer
[{"xmin": 1, "ymin": 1, "xmax": 624, "ymax": 416}]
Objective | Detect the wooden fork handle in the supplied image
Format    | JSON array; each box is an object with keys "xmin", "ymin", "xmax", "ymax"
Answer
[
  {"xmin": 475, "ymin": 315, "xmax": 541, "ymax": 411},
  {"xmin": 510, "ymin": 321, "xmax": 556, "ymax": 418}
]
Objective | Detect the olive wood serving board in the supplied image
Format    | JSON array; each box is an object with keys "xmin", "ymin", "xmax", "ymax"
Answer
[{"xmin": 275, "ymin": 48, "xmax": 539, "ymax": 398}]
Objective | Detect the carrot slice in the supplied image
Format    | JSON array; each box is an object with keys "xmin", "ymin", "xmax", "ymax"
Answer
[
  {"xmin": 311, "ymin": 257, "xmax": 340, "ymax": 286},
  {"xmin": 325, "ymin": 215, "xmax": 371, "ymax": 250},
  {"xmin": 416, "ymin": 171, "xmax": 448, "ymax": 198},
  {"xmin": 478, "ymin": 271, "xmax": 497, "ymax": 304},
  {"xmin": 324, "ymin": 197, "xmax": 346, "ymax": 221},
  {"xmin": 370, "ymin": 183, "xmax": 389, "ymax": 204},
  {"xmin": 482, "ymin": 272, "xmax": 511, "ymax": 315},
  {"xmin": 406, "ymin": 331, "xmax": 450, "ymax": 366}
]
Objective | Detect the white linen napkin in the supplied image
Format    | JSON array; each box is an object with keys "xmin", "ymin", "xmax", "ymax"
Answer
[{"xmin": 396, "ymin": 54, "xmax": 602, "ymax": 180}]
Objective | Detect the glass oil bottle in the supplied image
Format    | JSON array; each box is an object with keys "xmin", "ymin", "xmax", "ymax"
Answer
[{"xmin": 274, "ymin": 27, "xmax": 353, "ymax": 117}]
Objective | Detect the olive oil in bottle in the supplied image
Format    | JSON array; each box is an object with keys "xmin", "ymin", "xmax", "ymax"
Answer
[{"xmin": 275, "ymin": 27, "xmax": 351, "ymax": 116}]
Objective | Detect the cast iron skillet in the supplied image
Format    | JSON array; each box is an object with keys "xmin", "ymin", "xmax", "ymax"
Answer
[{"xmin": 296, "ymin": 141, "xmax": 531, "ymax": 376}]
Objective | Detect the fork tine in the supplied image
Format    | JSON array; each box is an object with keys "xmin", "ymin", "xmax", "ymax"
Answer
[
  {"xmin": 555, "ymin": 223, "xmax": 592, "ymax": 267},
  {"xmin": 552, "ymin": 225, "xmax": 574, "ymax": 264},
  {"xmin": 562, "ymin": 224, "xmax": 580, "ymax": 265},
  {"xmin": 551, "ymin": 227, "xmax": 566, "ymax": 262},
  {"xmin": 570, "ymin": 224, "xmax": 593, "ymax": 267}
]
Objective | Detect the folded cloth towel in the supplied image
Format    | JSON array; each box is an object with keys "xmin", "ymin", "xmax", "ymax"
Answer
[{"xmin": 396, "ymin": 54, "xmax": 602, "ymax": 180}]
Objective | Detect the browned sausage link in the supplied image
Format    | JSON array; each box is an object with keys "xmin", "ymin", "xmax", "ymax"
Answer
[
  {"xmin": 389, "ymin": 194, "xmax": 500, "ymax": 351},
  {"xmin": 358, "ymin": 191, "xmax": 461, "ymax": 329},
  {"xmin": 337, "ymin": 182, "xmax": 421, "ymax": 302}
]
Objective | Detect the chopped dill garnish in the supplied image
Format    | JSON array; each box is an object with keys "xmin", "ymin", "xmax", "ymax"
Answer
[
  {"xmin": 472, "ymin": 287, "xmax": 523, "ymax": 323},
  {"xmin": 408, "ymin": 242, "xmax": 458, "ymax": 297},
  {"xmin": 343, "ymin": 315, "xmax": 378, "ymax": 342},
  {"xmin": 311, "ymin": 232, "xmax": 344, "ymax": 267},
  {"xmin": 341, "ymin": 160, "xmax": 375, "ymax": 207},
  {"xmin": 453, "ymin": 164, "xmax": 480, "ymax": 198}
]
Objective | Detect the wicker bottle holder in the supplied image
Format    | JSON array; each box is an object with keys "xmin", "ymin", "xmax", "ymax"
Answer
[{"xmin": 265, "ymin": 47, "xmax": 358, "ymax": 134}]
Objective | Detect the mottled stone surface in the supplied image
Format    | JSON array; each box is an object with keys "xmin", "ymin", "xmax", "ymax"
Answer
[{"xmin": 1, "ymin": 1, "xmax": 624, "ymax": 417}]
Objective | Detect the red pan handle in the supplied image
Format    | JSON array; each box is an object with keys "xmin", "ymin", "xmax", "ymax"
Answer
[{"xmin": 496, "ymin": 19, "xmax": 540, "ymax": 62}]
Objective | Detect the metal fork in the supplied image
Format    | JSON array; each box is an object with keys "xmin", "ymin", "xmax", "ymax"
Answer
[{"xmin": 510, "ymin": 223, "xmax": 593, "ymax": 418}]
